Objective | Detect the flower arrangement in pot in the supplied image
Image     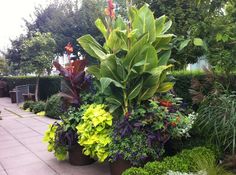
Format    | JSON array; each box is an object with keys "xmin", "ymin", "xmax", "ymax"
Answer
[
  {"xmin": 43, "ymin": 106, "xmax": 95, "ymax": 165},
  {"xmin": 43, "ymin": 44, "xmax": 96, "ymax": 165},
  {"xmin": 108, "ymin": 93, "xmax": 196, "ymax": 169},
  {"xmin": 77, "ymin": 1, "xmax": 196, "ymax": 174}
]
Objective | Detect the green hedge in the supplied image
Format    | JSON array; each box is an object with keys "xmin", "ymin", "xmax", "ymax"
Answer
[
  {"xmin": 2, "ymin": 72, "xmax": 236, "ymax": 103},
  {"xmin": 173, "ymin": 71, "xmax": 236, "ymax": 104},
  {"xmin": 173, "ymin": 71, "xmax": 205, "ymax": 104},
  {"xmin": 0, "ymin": 76, "xmax": 61, "ymax": 100},
  {"xmin": 123, "ymin": 147, "xmax": 215, "ymax": 175}
]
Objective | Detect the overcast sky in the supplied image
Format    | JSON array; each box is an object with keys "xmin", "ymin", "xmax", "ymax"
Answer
[{"xmin": 0, "ymin": 0, "xmax": 49, "ymax": 52}]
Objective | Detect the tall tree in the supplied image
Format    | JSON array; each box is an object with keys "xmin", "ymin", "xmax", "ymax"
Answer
[
  {"xmin": 21, "ymin": 32, "xmax": 56, "ymax": 101},
  {"xmin": 206, "ymin": 1, "xmax": 236, "ymax": 77},
  {"xmin": 4, "ymin": 35, "xmax": 27, "ymax": 75},
  {"xmin": 0, "ymin": 57, "xmax": 8, "ymax": 75},
  {"xmin": 24, "ymin": 0, "xmax": 104, "ymax": 55},
  {"xmin": 133, "ymin": 0, "xmax": 227, "ymax": 69}
]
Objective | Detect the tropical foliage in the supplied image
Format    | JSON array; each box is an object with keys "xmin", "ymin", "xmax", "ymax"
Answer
[
  {"xmin": 78, "ymin": 3, "xmax": 175, "ymax": 117},
  {"xmin": 53, "ymin": 43, "xmax": 92, "ymax": 107}
]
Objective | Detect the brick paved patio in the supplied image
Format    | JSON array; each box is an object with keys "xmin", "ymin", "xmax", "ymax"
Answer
[{"xmin": 0, "ymin": 98, "xmax": 110, "ymax": 175}]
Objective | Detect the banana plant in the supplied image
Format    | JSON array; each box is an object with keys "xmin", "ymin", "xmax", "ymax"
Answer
[{"xmin": 78, "ymin": 4, "xmax": 175, "ymax": 117}]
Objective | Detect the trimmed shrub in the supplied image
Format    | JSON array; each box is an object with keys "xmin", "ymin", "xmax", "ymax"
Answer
[
  {"xmin": 144, "ymin": 156, "xmax": 189, "ymax": 175},
  {"xmin": 32, "ymin": 101, "xmax": 46, "ymax": 114},
  {"xmin": 123, "ymin": 147, "xmax": 215, "ymax": 175},
  {"xmin": 45, "ymin": 94, "xmax": 63, "ymax": 119},
  {"xmin": 23, "ymin": 100, "xmax": 35, "ymax": 110},
  {"xmin": 0, "ymin": 76, "xmax": 61, "ymax": 100},
  {"xmin": 122, "ymin": 167, "xmax": 149, "ymax": 175}
]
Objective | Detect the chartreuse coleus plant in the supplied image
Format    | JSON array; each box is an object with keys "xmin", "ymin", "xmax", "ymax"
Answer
[
  {"xmin": 76, "ymin": 104, "xmax": 113, "ymax": 162},
  {"xmin": 78, "ymin": 3, "xmax": 175, "ymax": 117},
  {"xmin": 43, "ymin": 123, "xmax": 67, "ymax": 160}
]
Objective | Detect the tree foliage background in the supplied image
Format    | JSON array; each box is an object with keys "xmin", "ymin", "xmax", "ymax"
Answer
[{"xmin": 3, "ymin": 0, "xmax": 236, "ymax": 74}]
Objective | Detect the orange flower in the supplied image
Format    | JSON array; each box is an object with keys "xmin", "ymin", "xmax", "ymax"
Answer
[
  {"xmin": 159, "ymin": 100, "xmax": 172, "ymax": 107},
  {"xmin": 65, "ymin": 42, "xmax": 73, "ymax": 55},
  {"xmin": 171, "ymin": 122, "xmax": 177, "ymax": 127}
]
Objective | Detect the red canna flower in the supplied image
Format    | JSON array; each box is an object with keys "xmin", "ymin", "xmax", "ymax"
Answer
[
  {"xmin": 65, "ymin": 42, "xmax": 73, "ymax": 55},
  {"xmin": 105, "ymin": 0, "xmax": 116, "ymax": 19},
  {"xmin": 159, "ymin": 100, "xmax": 173, "ymax": 107}
]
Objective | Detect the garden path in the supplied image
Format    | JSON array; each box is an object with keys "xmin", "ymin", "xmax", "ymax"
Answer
[{"xmin": 0, "ymin": 97, "xmax": 110, "ymax": 175}]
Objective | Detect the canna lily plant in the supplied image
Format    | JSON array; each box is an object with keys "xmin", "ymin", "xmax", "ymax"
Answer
[
  {"xmin": 53, "ymin": 43, "xmax": 91, "ymax": 107},
  {"xmin": 78, "ymin": 3, "xmax": 175, "ymax": 117}
]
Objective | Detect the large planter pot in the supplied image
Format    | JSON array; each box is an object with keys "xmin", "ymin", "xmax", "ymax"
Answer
[
  {"xmin": 110, "ymin": 158, "xmax": 132, "ymax": 175},
  {"xmin": 68, "ymin": 144, "xmax": 95, "ymax": 166}
]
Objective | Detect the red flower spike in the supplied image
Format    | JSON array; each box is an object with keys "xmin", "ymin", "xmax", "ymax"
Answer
[
  {"xmin": 65, "ymin": 42, "xmax": 73, "ymax": 55},
  {"xmin": 105, "ymin": 0, "xmax": 116, "ymax": 19}
]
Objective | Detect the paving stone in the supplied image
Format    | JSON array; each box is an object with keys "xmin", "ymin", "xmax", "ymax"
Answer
[
  {"xmin": 0, "ymin": 171, "xmax": 7, "ymax": 175},
  {"xmin": 7, "ymin": 127, "xmax": 34, "ymax": 134},
  {"xmin": 20, "ymin": 136, "xmax": 43, "ymax": 145},
  {"xmin": 0, "ymin": 146, "xmax": 30, "ymax": 159},
  {"xmin": 1, "ymin": 153, "xmax": 42, "ymax": 170},
  {"xmin": 6, "ymin": 162, "xmax": 57, "ymax": 175},
  {"xmin": 24, "ymin": 141, "xmax": 48, "ymax": 153},
  {"xmin": 33, "ymin": 126, "xmax": 49, "ymax": 135},
  {"xmin": 0, "ymin": 165, "xmax": 4, "ymax": 172},
  {"xmin": 14, "ymin": 131, "xmax": 41, "ymax": 139},
  {"xmin": 34, "ymin": 150, "xmax": 55, "ymax": 161},
  {"xmin": 0, "ymin": 140, "xmax": 21, "ymax": 150}
]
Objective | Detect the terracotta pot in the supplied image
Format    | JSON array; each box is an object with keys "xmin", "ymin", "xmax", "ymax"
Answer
[
  {"xmin": 68, "ymin": 144, "xmax": 95, "ymax": 166},
  {"xmin": 110, "ymin": 158, "xmax": 132, "ymax": 175}
]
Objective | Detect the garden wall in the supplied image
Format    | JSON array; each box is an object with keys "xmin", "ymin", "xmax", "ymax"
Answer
[{"xmin": 0, "ymin": 76, "xmax": 61, "ymax": 100}]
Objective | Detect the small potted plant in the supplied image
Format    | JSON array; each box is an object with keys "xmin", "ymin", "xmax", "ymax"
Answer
[{"xmin": 43, "ymin": 106, "xmax": 95, "ymax": 165}]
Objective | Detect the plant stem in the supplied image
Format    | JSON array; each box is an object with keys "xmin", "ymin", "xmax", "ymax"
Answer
[{"xmin": 123, "ymin": 82, "xmax": 129, "ymax": 114}]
